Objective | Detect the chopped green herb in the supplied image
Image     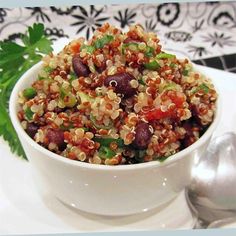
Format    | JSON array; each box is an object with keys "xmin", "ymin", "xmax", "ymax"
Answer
[
  {"xmin": 170, "ymin": 62, "xmax": 176, "ymax": 68},
  {"xmin": 160, "ymin": 82, "xmax": 178, "ymax": 92},
  {"xmin": 44, "ymin": 66, "xmax": 53, "ymax": 73},
  {"xmin": 82, "ymin": 127, "xmax": 89, "ymax": 132},
  {"xmin": 138, "ymin": 78, "xmax": 146, "ymax": 85},
  {"xmin": 78, "ymin": 91, "xmax": 94, "ymax": 104},
  {"xmin": 94, "ymin": 137, "xmax": 124, "ymax": 148},
  {"xmin": 90, "ymin": 114, "xmax": 113, "ymax": 130},
  {"xmin": 64, "ymin": 93, "xmax": 77, "ymax": 108},
  {"xmin": 60, "ymin": 87, "xmax": 67, "ymax": 99},
  {"xmin": 192, "ymin": 83, "xmax": 210, "ymax": 94},
  {"xmin": 144, "ymin": 46, "xmax": 155, "ymax": 57},
  {"xmin": 23, "ymin": 87, "xmax": 37, "ymax": 99},
  {"xmin": 183, "ymin": 69, "xmax": 189, "ymax": 76},
  {"xmin": 24, "ymin": 107, "xmax": 34, "ymax": 121},
  {"xmin": 134, "ymin": 150, "xmax": 146, "ymax": 162},
  {"xmin": 144, "ymin": 60, "xmax": 160, "ymax": 70},
  {"xmin": 200, "ymin": 83, "xmax": 210, "ymax": 93},
  {"xmin": 157, "ymin": 156, "xmax": 169, "ymax": 162},
  {"xmin": 94, "ymin": 35, "xmax": 114, "ymax": 49},
  {"xmin": 156, "ymin": 52, "xmax": 175, "ymax": 59},
  {"xmin": 38, "ymin": 76, "xmax": 46, "ymax": 80},
  {"xmin": 122, "ymin": 42, "xmax": 139, "ymax": 54},
  {"xmin": 69, "ymin": 72, "xmax": 77, "ymax": 83},
  {"xmin": 60, "ymin": 123, "xmax": 74, "ymax": 131},
  {"xmin": 128, "ymin": 43, "xmax": 139, "ymax": 51},
  {"xmin": 98, "ymin": 146, "xmax": 116, "ymax": 159},
  {"xmin": 122, "ymin": 43, "xmax": 154, "ymax": 57},
  {"xmin": 80, "ymin": 45, "xmax": 95, "ymax": 54}
]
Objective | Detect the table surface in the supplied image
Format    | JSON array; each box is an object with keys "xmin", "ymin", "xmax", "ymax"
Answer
[
  {"xmin": 0, "ymin": 2, "xmax": 236, "ymax": 73},
  {"xmin": 0, "ymin": 65, "xmax": 236, "ymax": 233}
]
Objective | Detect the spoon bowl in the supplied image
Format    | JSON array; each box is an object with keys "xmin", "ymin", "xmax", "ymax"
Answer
[{"xmin": 188, "ymin": 132, "xmax": 236, "ymax": 223}]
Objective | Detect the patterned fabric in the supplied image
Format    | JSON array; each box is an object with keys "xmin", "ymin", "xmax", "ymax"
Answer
[
  {"xmin": 1, "ymin": 2, "xmax": 236, "ymax": 72},
  {"xmin": 194, "ymin": 53, "xmax": 236, "ymax": 73}
]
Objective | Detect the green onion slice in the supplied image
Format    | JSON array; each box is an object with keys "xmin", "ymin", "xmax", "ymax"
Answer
[{"xmin": 98, "ymin": 146, "xmax": 116, "ymax": 159}]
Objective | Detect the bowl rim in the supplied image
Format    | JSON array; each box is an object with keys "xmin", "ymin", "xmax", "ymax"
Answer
[{"xmin": 9, "ymin": 62, "xmax": 222, "ymax": 171}]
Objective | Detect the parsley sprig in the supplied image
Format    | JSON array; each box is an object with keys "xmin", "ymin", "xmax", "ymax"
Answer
[{"xmin": 0, "ymin": 23, "xmax": 53, "ymax": 159}]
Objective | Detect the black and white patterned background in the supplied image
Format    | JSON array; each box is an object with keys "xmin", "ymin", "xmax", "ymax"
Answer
[{"xmin": 1, "ymin": 2, "xmax": 236, "ymax": 72}]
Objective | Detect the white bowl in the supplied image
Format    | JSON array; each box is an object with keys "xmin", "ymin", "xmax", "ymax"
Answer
[{"xmin": 9, "ymin": 62, "xmax": 221, "ymax": 216}]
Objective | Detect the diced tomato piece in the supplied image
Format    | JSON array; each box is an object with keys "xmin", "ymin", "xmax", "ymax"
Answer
[
  {"xmin": 145, "ymin": 108, "xmax": 173, "ymax": 121},
  {"xmin": 144, "ymin": 91, "xmax": 185, "ymax": 121},
  {"xmin": 71, "ymin": 43, "xmax": 81, "ymax": 54},
  {"xmin": 171, "ymin": 96, "xmax": 185, "ymax": 108},
  {"xmin": 68, "ymin": 152, "xmax": 77, "ymax": 160},
  {"xmin": 168, "ymin": 92, "xmax": 185, "ymax": 108}
]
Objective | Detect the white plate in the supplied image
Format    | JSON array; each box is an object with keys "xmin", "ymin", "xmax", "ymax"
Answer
[{"xmin": 0, "ymin": 65, "xmax": 235, "ymax": 234}]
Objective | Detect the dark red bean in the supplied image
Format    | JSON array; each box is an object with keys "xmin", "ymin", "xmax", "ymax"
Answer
[
  {"xmin": 72, "ymin": 54, "xmax": 90, "ymax": 77},
  {"xmin": 47, "ymin": 129, "xmax": 66, "ymax": 151},
  {"xmin": 26, "ymin": 123, "xmax": 38, "ymax": 139},
  {"xmin": 132, "ymin": 122, "xmax": 152, "ymax": 149},
  {"xmin": 104, "ymin": 72, "xmax": 137, "ymax": 98}
]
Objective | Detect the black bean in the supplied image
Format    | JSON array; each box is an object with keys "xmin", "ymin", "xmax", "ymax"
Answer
[
  {"xmin": 72, "ymin": 54, "xmax": 90, "ymax": 77},
  {"xmin": 132, "ymin": 122, "xmax": 152, "ymax": 149},
  {"xmin": 26, "ymin": 123, "xmax": 39, "ymax": 139},
  {"xmin": 104, "ymin": 72, "xmax": 137, "ymax": 98},
  {"xmin": 47, "ymin": 129, "xmax": 66, "ymax": 151}
]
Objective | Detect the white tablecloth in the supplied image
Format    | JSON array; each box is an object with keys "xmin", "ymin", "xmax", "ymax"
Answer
[{"xmin": 1, "ymin": 2, "xmax": 236, "ymax": 72}]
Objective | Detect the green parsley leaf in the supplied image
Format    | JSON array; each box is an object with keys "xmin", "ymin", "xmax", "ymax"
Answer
[
  {"xmin": 28, "ymin": 23, "xmax": 44, "ymax": 44},
  {"xmin": 0, "ymin": 23, "xmax": 53, "ymax": 159},
  {"xmin": 94, "ymin": 35, "xmax": 114, "ymax": 49}
]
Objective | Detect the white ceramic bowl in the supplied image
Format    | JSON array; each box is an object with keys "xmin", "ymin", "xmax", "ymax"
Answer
[{"xmin": 9, "ymin": 62, "xmax": 221, "ymax": 216}]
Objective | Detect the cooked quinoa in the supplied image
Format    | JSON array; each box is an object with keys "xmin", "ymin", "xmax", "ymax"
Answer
[{"xmin": 17, "ymin": 23, "xmax": 217, "ymax": 165}]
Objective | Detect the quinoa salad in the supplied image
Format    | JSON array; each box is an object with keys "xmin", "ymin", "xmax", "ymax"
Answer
[{"xmin": 17, "ymin": 23, "xmax": 218, "ymax": 165}]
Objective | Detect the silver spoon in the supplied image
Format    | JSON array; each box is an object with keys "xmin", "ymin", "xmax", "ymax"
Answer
[
  {"xmin": 187, "ymin": 132, "xmax": 236, "ymax": 225},
  {"xmin": 208, "ymin": 217, "xmax": 236, "ymax": 228}
]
